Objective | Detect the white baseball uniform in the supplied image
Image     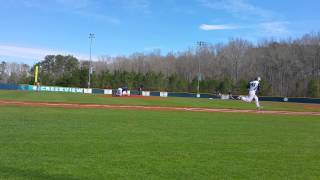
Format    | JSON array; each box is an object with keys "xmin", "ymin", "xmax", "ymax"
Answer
[
  {"xmin": 116, "ymin": 88, "xmax": 123, "ymax": 96},
  {"xmin": 240, "ymin": 80, "xmax": 260, "ymax": 108}
]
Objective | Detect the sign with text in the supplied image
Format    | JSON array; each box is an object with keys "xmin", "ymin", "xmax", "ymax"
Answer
[
  {"xmin": 30, "ymin": 85, "xmax": 83, "ymax": 93},
  {"xmin": 142, "ymin": 91, "xmax": 150, "ymax": 96},
  {"xmin": 160, "ymin": 92, "xmax": 168, "ymax": 97}
]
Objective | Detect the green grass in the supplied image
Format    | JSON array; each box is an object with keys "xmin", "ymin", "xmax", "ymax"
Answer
[
  {"xmin": 0, "ymin": 90, "xmax": 319, "ymax": 112},
  {"xmin": 1, "ymin": 106, "xmax": 320, "ymax": 179}
]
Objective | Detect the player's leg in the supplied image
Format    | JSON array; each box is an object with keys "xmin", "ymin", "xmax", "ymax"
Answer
[
  {"xmin": 253, "ymin": 95, "xmax": 261, "ymax": 109},
  {"xmin": 240, "ymin": 96, "xmax": 250, "ymax": 102},
  {"xmin": 240, "ymin": 91, "xmax": 254, "ymax": 102}
]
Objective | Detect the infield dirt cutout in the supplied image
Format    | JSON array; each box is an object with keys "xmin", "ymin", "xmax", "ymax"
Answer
[{"xmin": 1, "ymin": 100, "xmax": 320, "ymax": 116}]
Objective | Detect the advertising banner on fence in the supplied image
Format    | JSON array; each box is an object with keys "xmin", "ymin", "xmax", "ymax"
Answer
[
  {"xmin": 104, "ymin": 89, "xmax": 113, "ymax": 95},
  {"xmin": 29, "ymin": 85, "xmax": 84, "ymax": 93},
  {"xmin": 160, "ymin": 92, "xmax": 168, "ymax": 97},
  {"xmin": 83, "ymin": 89, "xmax": 92, "ymax": 94},
  {"xmin": 142, "ymin": 91, "xmax": 150, "ymax": 96}
]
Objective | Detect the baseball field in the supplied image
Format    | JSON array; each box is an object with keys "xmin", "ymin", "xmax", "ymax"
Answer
[{"xmin": 1, "ymin": 90, "xmax": 320, "ymax": 179}]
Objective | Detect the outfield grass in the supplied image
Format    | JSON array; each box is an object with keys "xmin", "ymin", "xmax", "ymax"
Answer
[
  {"xmin": 0, "ymin": 90, "xmax": 319, "ymax": 112},
  {"xmin": 1, "ymin": 106, "xmax": 320, "ymax": 179}
]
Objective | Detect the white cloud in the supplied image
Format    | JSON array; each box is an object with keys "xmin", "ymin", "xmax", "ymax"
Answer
[
  {"xmin": 123, "ymin": 0, "xmax": 150, "ymax": 9},
  {"xmin": 199, "ymin": 0, "xmax": 290, "ymax": 35},
  {"xmin": 55, "ymin": 0, "xmax": 89, "ymax": 9},
  {"xmin": 259, "ymin": 21, "xmax": 289, "ymax": 34},
  {"xmin": 0, "ymin": 45, "xmax": 58, "ymax": 60},
  {"xmin": 6, "ymin": 0, "xmax": 120, "ymax": 24},
  {"xmin": 54, "ymin": 0, "xmax": 121, "ymax": 24},
  {"xmin": 199, "ymin": 0, "xmax": 277, "ymax": 20},
  {"xmin": 111, "ymin": 0, "xmax": 151, "ymax": 13},
  {"xmin": 200, "ymin": 24, "xmax": 238, "ymax": 31},
  {"xmin": 199, "ymin": 22, "xmax": 289, "ymax": 36},
  {"xmin": 0, "ymin": 45, "xmax": 94, "ymax": 64},
  {"xmin": 74, "ymin": 11, "xmax": 121, "ymax": 24}
]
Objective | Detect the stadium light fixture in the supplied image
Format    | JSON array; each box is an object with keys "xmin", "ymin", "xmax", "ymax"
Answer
[
  {"xmin": 88, "ymin": 33, "xmax": 95, "ymax": 88},
  {"xmin": 196, "ymin": 41, "xmax": 207, "ymax": 97}
]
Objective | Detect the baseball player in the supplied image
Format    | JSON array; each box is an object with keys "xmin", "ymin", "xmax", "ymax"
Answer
[
  {"xmin": 122, "ymin": 86, "xmax": 128, "ymax": 96},
  {"xmin": 116, "ymin": 87, "xmax": 123, "ymax": 96},
  {"xmin": 237, "ymin": 77, "xmax": 262, "ymax": 110}
]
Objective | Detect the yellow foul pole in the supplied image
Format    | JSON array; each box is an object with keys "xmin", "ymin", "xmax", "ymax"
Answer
[{"xmin": 34, "ymin": 65, "xmax": 39, "ymax": 84}]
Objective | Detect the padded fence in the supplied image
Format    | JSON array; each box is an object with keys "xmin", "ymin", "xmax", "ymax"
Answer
[
  {"xmin": 260, "ymin": 96, "xmax": 320, "ymax": 104},
  {"xmin": 92, "ymin": 89, "xmax": 104, "ymax": 94},
  {"xmin": 0, "ymin": 83, "xmax": 19, "ymax": 90}
]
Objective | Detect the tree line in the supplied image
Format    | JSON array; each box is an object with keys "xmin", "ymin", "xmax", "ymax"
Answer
[{"xmin": 0, "ymin": 32, "xmax": 319, "ymax": 97}]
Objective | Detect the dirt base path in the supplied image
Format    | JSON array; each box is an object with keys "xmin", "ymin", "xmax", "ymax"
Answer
[{"xmin": 1, "ymin": 100, "xmax": 320, "ymax": 116}]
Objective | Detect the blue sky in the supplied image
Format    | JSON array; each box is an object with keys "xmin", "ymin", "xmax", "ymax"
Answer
[{"xmin": 0, "ymin": 0, "xmax": 320, "ymax": 64}]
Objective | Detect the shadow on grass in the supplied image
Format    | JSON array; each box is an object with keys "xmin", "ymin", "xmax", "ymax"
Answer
[{"xmin": 0, "ymin": 165, "xmax": 82, "ymax": 180}]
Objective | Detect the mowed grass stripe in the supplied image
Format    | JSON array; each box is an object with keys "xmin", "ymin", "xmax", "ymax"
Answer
[{"xmin": 1, "ymin": 106, "xmax": 320, "ymax": 179}]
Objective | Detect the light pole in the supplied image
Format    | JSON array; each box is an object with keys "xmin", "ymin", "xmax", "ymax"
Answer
[
  {"xmin": 196, "ymin": 41, "xmax": 207, "ymax": 97},
  {"xmin": 88, "ymin": 33, "xmax": 95, "ymax": 88}
]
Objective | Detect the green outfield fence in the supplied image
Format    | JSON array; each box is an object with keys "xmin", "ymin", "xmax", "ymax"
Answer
[
  {"xmin": 0, "ymin": 83, "xmax": 320, "ymax": 104},
  {"xmin": 0, "ymin": 83, "xmax": 19, "ymax": 90}
]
